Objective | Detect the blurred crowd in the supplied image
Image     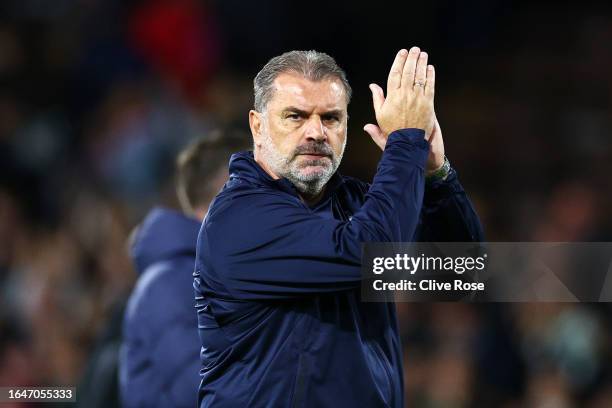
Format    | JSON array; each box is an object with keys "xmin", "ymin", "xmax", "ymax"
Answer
[{"xmin": 1, "ymin": 0, "xmax": 611, "ymax": 407}]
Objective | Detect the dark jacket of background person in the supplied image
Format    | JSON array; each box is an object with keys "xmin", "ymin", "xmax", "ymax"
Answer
[
  {"xmin": 120, "ymin": 207, "xmax": 202, "ymax": 408},
  {"xmin": 194, "ymin": 129, "xmax": 485, "ymax": 407},
  {"xmin": 76, "ymin": 300, "xmax": 125, "ymax": 408}
]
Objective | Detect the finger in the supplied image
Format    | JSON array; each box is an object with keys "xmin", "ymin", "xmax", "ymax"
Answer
[
  {"xmin": 387, "ymin": 49, "xmax": 409, "ymax": 91},
  {"xmin": 401, "ymin": 46, "xmax": 420, "ymax": 88},
  {"xmin": 364, "ymin": 124, "xmax": 387, "ymax": 150},
  {"xmin": 369, "ymin": 83, "xmax": 385, "ymax": 114},
  {"xmin": 425, "ymin": 65, "xmax": 435, "ymax": 98},
  {"xmin": 414, "ymin": 52, "xmax": 428, "ymax": 91}
]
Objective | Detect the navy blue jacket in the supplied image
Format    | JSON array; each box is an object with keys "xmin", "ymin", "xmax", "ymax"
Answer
[
  {"xmin": 120, "ymin": 208, "xmax": 202, "ymax": 408},
  {"xmin": 194, "ymin": 129, "xmax": 484, "ymax": 407}
]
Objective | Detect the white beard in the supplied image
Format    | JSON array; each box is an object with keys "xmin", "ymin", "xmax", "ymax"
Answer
[{"xmin": 259, "ymin": 126, "xmax": 346, "ymax": 196}]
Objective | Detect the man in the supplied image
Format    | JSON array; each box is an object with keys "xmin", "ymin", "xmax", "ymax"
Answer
[
  {"xmin": 194, "ymin": 48, "xmax": 484, "ymax": 407},
  {"xmin": 120, "ymin": 133, "xmax": 248, "ymax": 407}
]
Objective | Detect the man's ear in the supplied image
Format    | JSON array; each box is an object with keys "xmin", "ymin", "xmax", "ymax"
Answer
[{"xmin": 249, "ymin": 110, "xmax": 263, "ymax": 148}]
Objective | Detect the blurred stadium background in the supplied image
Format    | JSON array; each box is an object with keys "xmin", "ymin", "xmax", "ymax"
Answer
[{"xmin": 1, "ymin": 0, "xmax": 612, "ymax": 407}]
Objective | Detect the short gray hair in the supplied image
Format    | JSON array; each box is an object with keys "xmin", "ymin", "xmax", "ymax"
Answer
[{"xmin": 253, "ymin": 50, "xmax": 352, "ymax": 112}]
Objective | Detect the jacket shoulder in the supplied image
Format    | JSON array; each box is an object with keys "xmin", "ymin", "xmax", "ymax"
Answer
[
  {"xmin": 205, "ymin": 177, "xmax": 301, "ymax": 224},
  {"xmin": 124, "ymin": 257, "xmax": 195, "ymax": 329}
]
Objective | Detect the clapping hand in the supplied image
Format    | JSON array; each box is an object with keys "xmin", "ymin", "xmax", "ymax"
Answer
[{"xmin": 364, "ymin": 47, "xmax": 445, "ymax": 172}]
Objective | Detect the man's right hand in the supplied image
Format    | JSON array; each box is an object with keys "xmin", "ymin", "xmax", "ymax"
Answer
[{"xmin": 364, "ymin": 47, "xmax": 435, "ymax": 150}]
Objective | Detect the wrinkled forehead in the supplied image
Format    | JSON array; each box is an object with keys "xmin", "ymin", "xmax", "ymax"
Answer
[{"xmin": 267, "ymin": 72, "xmax": 348, "ymax": 113}]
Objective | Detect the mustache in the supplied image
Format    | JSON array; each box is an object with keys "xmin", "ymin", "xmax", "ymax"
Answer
[{"xmin": 293, "ymin": 142, "xmax": 333, "ymax": 158}]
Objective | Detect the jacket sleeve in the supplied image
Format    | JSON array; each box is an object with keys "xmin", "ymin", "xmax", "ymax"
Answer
[
  {"xmin": 199, "ymin": 129, "xmax": 430, "ymax": 300},
  {"xmin": 413, "ymin": 169, "xmax": 485, "ymax": 242}
]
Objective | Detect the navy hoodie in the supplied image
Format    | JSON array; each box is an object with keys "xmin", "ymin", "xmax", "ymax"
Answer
[
  {"xmin": 120, "ymin": 207, "xmax": 202, "ymax": 408},
  {"xmin": 194, "ymin": 129, "xmax": 484, "ymax": 407}
]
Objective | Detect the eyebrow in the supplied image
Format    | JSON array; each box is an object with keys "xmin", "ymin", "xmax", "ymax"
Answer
[
  {"xmin": 282, "ymin": 107, "xmax": 344, "ymax": 117},
  {"xmin": 281, "ymin": 107, "xmax": 309, "ymax": 116}
]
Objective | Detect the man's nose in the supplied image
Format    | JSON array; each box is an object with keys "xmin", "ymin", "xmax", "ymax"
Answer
[{"xmin": 304, "ymin": 116, "xmax": 327, "ymax": 142}]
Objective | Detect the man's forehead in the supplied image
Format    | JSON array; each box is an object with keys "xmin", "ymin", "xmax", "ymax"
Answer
[{"xmin": 269, "ymin": 72, "xmax": 347, "ymax": 111}]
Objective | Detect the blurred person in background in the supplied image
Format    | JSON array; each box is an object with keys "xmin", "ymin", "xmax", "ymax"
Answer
[{"xmin": 119, "ymin": 132, "xmax": 249, "ymax": 408}]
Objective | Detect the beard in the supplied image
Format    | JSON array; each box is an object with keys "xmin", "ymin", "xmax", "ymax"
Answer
[{"xmin": 260, "ymin": 130, "xmax": 346, "ymax": 197}]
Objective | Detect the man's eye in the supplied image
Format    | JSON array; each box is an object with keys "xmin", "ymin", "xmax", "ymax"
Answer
[
  {"xmin": 323, "ymin": 115, "xmax": 340, "ymax": 122},
  {"xmin": 287, "ymin": 114, "xmax": 300, "ymax": 120}
]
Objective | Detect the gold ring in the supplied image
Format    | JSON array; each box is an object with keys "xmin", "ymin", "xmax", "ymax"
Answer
[{"xmin": 414, "ymin": 81, "xmax": 426, "ymax": 87}]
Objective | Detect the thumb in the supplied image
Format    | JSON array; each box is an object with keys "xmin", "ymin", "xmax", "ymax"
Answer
[
  {"xmin": 369, "ymin": 83, "xmax": 385, "ymax": 114},
  {"xmin": 427, "ymin": 114, "xmax": 440, "ymax": 142},
  {"xmin": 364, "ymin": 123, "xmax": 387, "ymax": 151}
]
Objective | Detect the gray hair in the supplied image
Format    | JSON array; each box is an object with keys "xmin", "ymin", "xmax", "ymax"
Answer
[{"xmin": 253, "ymin": 50, "xmax": 352, "ymax": 112}]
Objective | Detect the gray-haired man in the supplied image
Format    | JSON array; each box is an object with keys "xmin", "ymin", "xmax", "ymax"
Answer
[{"xmin": 194, "ymin": 48, "xmax": 483, "ymax": 407}]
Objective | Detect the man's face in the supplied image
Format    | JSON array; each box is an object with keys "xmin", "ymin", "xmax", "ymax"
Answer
[{"xmin": 250, "ymin": 72, "xmax": 348, "ymax": 196}]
